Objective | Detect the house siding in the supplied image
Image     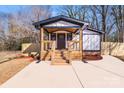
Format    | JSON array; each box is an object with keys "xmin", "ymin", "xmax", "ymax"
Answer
[{"xmin": 72, "ymin": 29, "xmax": 101, "ymax": 51}]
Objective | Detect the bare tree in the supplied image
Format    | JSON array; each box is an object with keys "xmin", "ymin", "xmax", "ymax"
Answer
[
  {"xmin": 58, "ymin": 5, "xmax": 88, "ymax": 21},
  {"xmin": 92, "ymin": 5, "xmax": 110, "ymax": 42},
  {"xmin": 0, "ymin": 12, "xmax": 8, "ymax": 51},
  {"xmin": 88, "ymin": 6, "xmax": 100, "ymax": 29},
  {"xmin": 58, "ymin": 5, "xmax": 116, "ymax": 42},
  {"xmin": 0, "ymin": 5, "xmax": 123, "ymax": 52},
  {"xmin": 30, "ymin": 5, "xmax": 52, "ymax": 22},
  {"xmin": 111, "ymin": 5, "xmax": 124, "ymax": 42},
  {"xmin": 3, "ymin": 6, "xmax": 52, "ymax": 51}
]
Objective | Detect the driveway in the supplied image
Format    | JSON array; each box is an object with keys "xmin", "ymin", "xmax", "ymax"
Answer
[
  {"xmin": 1, "ymin": 55, "xmax": 124, "ymax": 88},
  {"xmin": 72, "ymin": 55, "xmax": 124, "ymax": 88},
  {"xmin": 0, "ymin": 61, "xmax": 82, "ymax": 88}
]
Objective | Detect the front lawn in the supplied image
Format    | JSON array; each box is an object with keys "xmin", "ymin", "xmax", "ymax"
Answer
[
  {"xmin": 0, "ymin": 51, "xmax": 33, "ymax": 85},
  {"xmin": 0, "ymin": 51, "xmax": 21, "ymax": 63},
  {"xmin": 115, "ymin": 56, "xmax": 124, "ymax": 62}
]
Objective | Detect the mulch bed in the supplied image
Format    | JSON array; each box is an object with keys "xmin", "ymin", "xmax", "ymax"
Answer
[{"xmin": 83, "ymin": 55, "xmax": 103, "ymax": 60}]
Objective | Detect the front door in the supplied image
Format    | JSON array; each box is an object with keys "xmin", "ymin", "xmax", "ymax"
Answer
[{"xmin": 57, "ymin": 34, "xmax": 65, "ymax": 49}]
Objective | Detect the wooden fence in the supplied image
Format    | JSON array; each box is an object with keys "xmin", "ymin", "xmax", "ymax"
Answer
[
  {"xmin": 21, "ymin": 42, "xmax": 124, "ymax": 56},
  {"xmin": 101, "ymin": 42, "xmax": 124, "ymax": 56}
]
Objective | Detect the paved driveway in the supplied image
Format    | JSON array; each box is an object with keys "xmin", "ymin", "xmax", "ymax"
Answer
[
  {"xmin": 1, "ymin": 61, "xmax": 82, "ymax": 88},
  {"xmin": 72, "ymin": 55, "xmax": 124, "ymax": 88},
  {"xmin": 1, "ymin": 55, "xmax": 124, "ymax": 88}
]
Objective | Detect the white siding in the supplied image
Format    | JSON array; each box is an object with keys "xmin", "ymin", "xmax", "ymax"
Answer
[
  {"xmin": 72, "ymin": 29, "xmax": 101, "ymax": 51},
  {"xmin": 44, "ymin": 21, "xmax": 79, "ymax": 27},
  {"xmin": 83, "ymin": 34, "xmax": 100, "ymax": 50}
]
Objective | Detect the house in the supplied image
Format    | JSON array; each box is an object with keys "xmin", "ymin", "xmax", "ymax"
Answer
[{"xmin": 33, "ymin": 15, "xmax": 103, "ymax": 64}]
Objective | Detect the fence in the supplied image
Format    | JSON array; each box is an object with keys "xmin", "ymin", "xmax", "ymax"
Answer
[
  {"xmin": 101, "ymin": 42, "xmax": 124, "ymax": 56},
  {"xmin": 21, "ymin": 42, "xmax": 124, "ymax": 56}
]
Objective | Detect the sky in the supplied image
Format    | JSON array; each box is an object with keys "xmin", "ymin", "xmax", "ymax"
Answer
[
  {"xmin": 0, "ymin": 5, "xmax": 21, "ymax": 13},
  {"xmin": 0, "ymin": 5, "xmax": 59, "ymax": 16},
  {"xmin": 0, "ymin": 5, "xmax": 59, "ymax": 32}
]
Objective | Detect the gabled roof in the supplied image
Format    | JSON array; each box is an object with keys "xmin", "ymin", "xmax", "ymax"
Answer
[
  {"xmin": 32, "ymin": 15, "xmax": 104, "ymax": 34},
  {"xmin": 87, "ymin": 28, "xmax": 104, "ymax": 34},
  {"xmin": 33, "ymin": 15, "xmax": 89, "ymax": 29}
]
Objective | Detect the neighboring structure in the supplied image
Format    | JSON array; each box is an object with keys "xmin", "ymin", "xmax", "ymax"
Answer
[{"xmin": 33, "ymin": 15, "xmax": 103, "ymax": 64}]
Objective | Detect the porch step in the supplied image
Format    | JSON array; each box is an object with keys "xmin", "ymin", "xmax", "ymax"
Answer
[
  {"xmin": 51, "ymin": 62, "xmax": 70, "ymax": 65},
  {"xmin": 51, "ymin": 50, "xmax": 70, "ymax": 65},
  {"xmin": 51, "ymin": 59, "xmax": 70, "ymax": 65}
]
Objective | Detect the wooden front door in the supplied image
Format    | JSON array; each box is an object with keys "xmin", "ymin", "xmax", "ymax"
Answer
[{"xmin": 57, "ymin": 34, "xmax": 65, "ymax": 49}]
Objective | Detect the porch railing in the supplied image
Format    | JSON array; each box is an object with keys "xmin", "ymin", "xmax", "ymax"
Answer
[
  {"xmin": 67, "ymin": 40, "xmax": 80, "ymax": 51},
  {"xmin": 43, "ymin": 40, "xmax": 56, "ymax": 62},
  {"xmin": 51, "ymin": 41, "xmax": 56, "ymax": 62},
  {"xmin": 43, "ymin": 40, "xmax": 80, "ymax": 63},
  {"xmin": 43, "ymin": 40, "xmax": 53, "ymax": 51},
  {"xmin": 67, "ymin": 40, "xmax": 80, "ymax": 63}
]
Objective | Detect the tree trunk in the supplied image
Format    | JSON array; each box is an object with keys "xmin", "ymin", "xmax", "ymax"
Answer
[{"xmin": 101, "ymin": 5, "xmax": 106, "ymax": 42}]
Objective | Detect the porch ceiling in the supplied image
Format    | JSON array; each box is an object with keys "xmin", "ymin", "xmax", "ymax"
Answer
[{"xmin": 44, "ymin": 27, "xmax": 79, "ymax": 33}]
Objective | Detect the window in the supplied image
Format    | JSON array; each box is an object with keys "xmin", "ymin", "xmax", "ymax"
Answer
[
  {"xmin": 67, "ymin": 33, "xmax": 72, "ymax": 41},
  {"xmin": 51, "ymin": 33, "xmax": 56, "ymax": 40}
]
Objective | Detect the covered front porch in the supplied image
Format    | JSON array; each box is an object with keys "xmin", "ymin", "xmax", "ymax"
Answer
[
  {"xmin": 40, "ymin": 26, "xmax": 84, "ymax": 64},
  {"xmin": 33, "ymin": 15, "xmax": 88, "ymax": 64}
]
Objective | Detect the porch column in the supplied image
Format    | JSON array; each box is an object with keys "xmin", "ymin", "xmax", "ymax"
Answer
[
  {"xmin": 49, "ymin": 33, "xmax": 51, "ymax": 49},
  {"xmin": 65, "ymin": 33, "xmax": 67, "ymax": 48},
  {"xmin": 40, "ymin": 27, "xmax": 44, "ymax": 60},
  {"xmin": 56, "ymin": 33, "xmax": 57, "ymax": 48},
  {"xmin": 79, "ymin": 28, "xmax": 83, "ymax": 60},
  {"xmin": 49, "ymin": 33, "xmax": 51, "ymax": 41}
]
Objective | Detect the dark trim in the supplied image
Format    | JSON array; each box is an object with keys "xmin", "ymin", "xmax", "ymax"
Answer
[
  {"xmin": 83, "ymin": 34, "xmax": 100, "ymax": 35},
  {"xmin": 100, "ymin": 33, "xmax": 102, "ymax": 55},
  {"xmin": 83, "ymin": 50, "xmax": 100, "ymax": 52},
  {"xmin": 75, "ymin": 29, "xmax": 103, "ymax": 35},
  {"xmin": 33, "ymin": 15, "xmax": 88, "ymax": 29},
  {"xmin": 87, "ymin": 28, "xmax": 104, "ymax": 34},
  {"xmin": 44, "ymin": 28, "xmax": 49, "ymax": 33},
  {"xmin": 74, "ymin": 29, "xmax": 79, "ymax": 34},
  {"xmin": 43, "ymin": 25, "xmax": 81, "ymax": 28}
]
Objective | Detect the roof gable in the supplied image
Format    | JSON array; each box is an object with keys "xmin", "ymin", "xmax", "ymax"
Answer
[
  {"xmin": 44, "ymin": 20, "xmax": 80, "ymax": 27},
  {"xmin": 33, "ymin": 15, "xmax": 88, "ymax": 29}
]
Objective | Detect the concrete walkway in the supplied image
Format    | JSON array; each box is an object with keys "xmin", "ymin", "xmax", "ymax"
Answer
[
  {"xmin": 72, "ymin": 56, "xmax": 124, "ymax": 88},
  {"xmin": 1, "ymin": 55, "xmax": 124, "ymax": 88},
  {"xmin": 1, "ymin": 61, "xmax": 82, "ymax": 88}
]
